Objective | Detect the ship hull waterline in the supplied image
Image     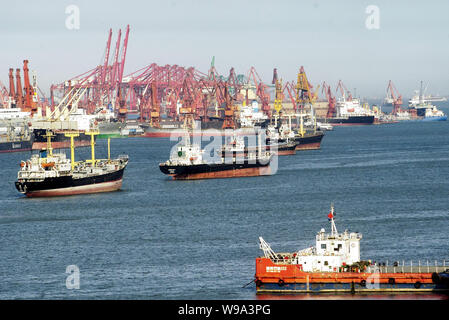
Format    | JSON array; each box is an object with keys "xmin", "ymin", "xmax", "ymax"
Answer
[
  {"xmin": 293, "ymin": 132, "xmax": 324, "ymax": 151},
  {"xmin": 317, "ymin": 115, "xmax": 375, "ymax": 126},
  {"xmin": 22, "ymin": 179, "xmax": 123, "ymax": 197},
  {"xmin": 160, "ymin": 162, "xmax": 272, "ymax": 180},
  {"xmin": 0, "ymin": 140, "xmax": 33, "ymax": 153},
  {"xmin": 255, "ymin": 258, "xmax": 449, "ymax": 294}
]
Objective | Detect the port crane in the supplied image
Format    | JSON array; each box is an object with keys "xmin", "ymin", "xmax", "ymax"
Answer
[
  {"xmin": 50, "ymin": 25, "xmax": 130, "ymax": 115},
  {"xmin": 0, "ymin": 81, "xmax": 9, "ymax": 107},
  {"xmin": 247, "ymin": 66, "xmax": 271, "ymax": 117},
  {"xmin": 295, "ymin": 66, "xmax": 318, "ymax": 136},
  {"xmin": 5, "ymin": 61, "xmax": 39, "ymax": 114},
  {"xmin": 386, "ymin": 80, "xmax": 403, "ymax": 115},
  {"xmin": 322, "ymin": 81, "xmax": 336, "ymax": 117},
  {"xmin": 336, "ymin": 80, "xmax": 352, "ymax": 101}
]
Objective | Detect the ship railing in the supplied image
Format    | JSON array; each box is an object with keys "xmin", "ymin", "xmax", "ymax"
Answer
[
  {"xmin": 269, "ymin": 252, "xmax": 297, "ymax": 264},
  {"xmin": 365, "ymin": 260, "xmax": 449, "ymax": 274}
]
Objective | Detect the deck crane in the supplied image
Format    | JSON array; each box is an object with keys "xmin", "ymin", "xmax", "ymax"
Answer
[
  {"xmin": 48, "ymin": 86, "xmax": 88, "ymax": 121},
  {"xmin": 386, "ymin": 80, "xmax": 403, "ymax": 115},
  {"xmin": 322, "ymin": 81, "xmax": 336, "ymax": 117},
  {"xmin": 258, "ymin": 237, "xmax": 278, "ymax": 261}
]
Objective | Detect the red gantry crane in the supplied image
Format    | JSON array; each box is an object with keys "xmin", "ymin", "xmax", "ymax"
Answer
[
  {"xmin": 386, "ymin": 80, "xmax": 403, "ymax": 115},
  {"xmin": 322, "ymin": 81, "xmax": 336, "ymax": 118},
  {"xmin": 335, "ymin": 80, "xmax": 352, "ymax": 101}
]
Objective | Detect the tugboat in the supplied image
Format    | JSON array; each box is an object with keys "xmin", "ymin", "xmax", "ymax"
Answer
[
  {"xmin": 255, "ymin": 205, "xmax": 449, "ymax": 294},
  {"xmin": 159, "ymin": 133, "xmax": 273, "ymax": 180},
  {"xmin": 15, "ymin": 130, "xmax": 128, "ymax": 197}
]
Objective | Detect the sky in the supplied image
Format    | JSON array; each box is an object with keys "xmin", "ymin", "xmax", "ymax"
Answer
[{"xmin": 1, "ymin": 0, "xmax": 448, "ymax": 99}]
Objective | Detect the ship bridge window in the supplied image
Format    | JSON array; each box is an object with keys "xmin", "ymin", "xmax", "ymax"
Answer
[
  {"xmin": 321, "ymin": 244, "xmax": 326, "ymax": 249},
  {"xmin": 334, "ymin": 244, "xmax": 342, "ymax": 252},
  {"xmin": 324, "ymin": 261, "xmax": 328, "ymax": 266}
]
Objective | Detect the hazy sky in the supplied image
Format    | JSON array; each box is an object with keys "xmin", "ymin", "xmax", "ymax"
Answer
[{"xmin": 1, "ymin": 0, "xmax": 448, "ymax": 99}]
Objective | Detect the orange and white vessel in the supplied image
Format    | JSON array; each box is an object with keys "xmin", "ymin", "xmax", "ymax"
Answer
[{"xmin": 255, "ymin": 205, "xmax": 449, "ymax": 294}]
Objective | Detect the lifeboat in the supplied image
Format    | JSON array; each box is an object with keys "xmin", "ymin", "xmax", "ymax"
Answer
[{"xmin": 41, "ymin": 162, "xmax": 55, "ymax": 168}]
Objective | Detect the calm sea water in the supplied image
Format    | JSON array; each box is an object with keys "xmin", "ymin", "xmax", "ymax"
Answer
[{"xmin": 1, "ymin": 103, "xmax": 449, "ymax": 300}]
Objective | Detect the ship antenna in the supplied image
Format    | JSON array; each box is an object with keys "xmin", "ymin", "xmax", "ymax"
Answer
[{"xmin": 328, "ymin": 203, "xmax": 338, "ymax": 237}]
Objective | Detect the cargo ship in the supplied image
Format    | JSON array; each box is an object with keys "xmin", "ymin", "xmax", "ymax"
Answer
[
  {"xmin": 272, "ymin": 116, "xmax": 324, "ymax": 151},
  {"xmin": 15, "ymin": 130, "xmax": 128, "ymax": 197},
  {"xmin": 293, "ymin": 130, "xmax": 324, "ymax": 151},
  {"xmin": 159, "ymin": 134, "xmax": 273, "ymax": 180},
  {"xmin": 221, "ymin": 135, "xmax": 297, "ymax": 157},
  {"xmin": 31, "ymin": 107, "xmax": 97, "ymax": 149},
  {"xmin": 32, "ymin": 128, "xmax": 92, "ymax": 150},
  {"xmin": 409, "ymin": 102, "xmax": 447, "ymax": 121},
  {"xmin": 318, "ymin": 98, "xmax": 375, "ymax": 126},
  {"xmin": 255, "ymin": 205, "xmax": 449, "ymax": 294},
  {"xmin": 0, "ymin": 122, "xmax": 33, "ymax": 153}
]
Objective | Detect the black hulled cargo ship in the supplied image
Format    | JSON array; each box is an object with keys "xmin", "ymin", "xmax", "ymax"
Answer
[
  {"xmin": 32, "ymin": 128, "xmax": 92, "ymax": 150},
  {"xmin": 159, "ymin": 136, "xmax": 273, "ymax": 180},
  {"xmin": 293, "ymin": 130, "xmax": 325, "ymax": 150},
  {"xmin": 317, "ymin": 115, "xmax": 375, "ymax": 126},
  {"xmin": 0, "ymin": 139, "xmax": 33, "ymax": 153},
  {"xmin": 15, "ymin": 131, "xmax": 128, "ymax": 197},
  {"xmin": 0, "ymin": 122, "xmax": 34, "ymax": 153},
  {"xmin": 221, "ymin": 135, "xmax": 297, "ymax": 157}
]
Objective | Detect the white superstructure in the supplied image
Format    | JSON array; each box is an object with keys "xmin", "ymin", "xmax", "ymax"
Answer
[
  {"xmin": 238, "ymin": 101, "xmax": 268, "ymax": 128},
  {"xmin": 335, "ymin": 97, "xmax": 374, "ymax": 118},
  {"xmin": 0, "ymin": 108, "xmax": 31, "ymax": 120},
  {"xmin": 259, "ymin": 205, "xmax": 362, "ymax": 272}
]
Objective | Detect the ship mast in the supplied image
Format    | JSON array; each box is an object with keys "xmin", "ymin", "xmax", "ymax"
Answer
[
  {"xmin": 329, "ymin": 204, "xmax": 338, "ymax": 237},
  {"xmin": 44, "ymin": 130, "xmax": 54, "ymax": 156},
  {"xmin": 86, "ymin": 130, "xmax": 99, "ymax": 166},
  {"xmin": 64, "ymin": 131, "xmax": 80, "ymax": 170}
]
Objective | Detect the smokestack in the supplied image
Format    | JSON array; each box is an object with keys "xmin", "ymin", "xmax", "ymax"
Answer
[
  {"xmin": 8, "ymin": 68, "xmax": 15, "ymax": 98},
  {"xmin": 15, "ymin": 68, "xmax": 23, "ymax": 108}
]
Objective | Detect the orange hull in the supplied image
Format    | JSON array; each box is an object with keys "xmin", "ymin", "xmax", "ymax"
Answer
[{"xmin": 254, "ymin": 258, "xmax": 448, "ymax": 293}]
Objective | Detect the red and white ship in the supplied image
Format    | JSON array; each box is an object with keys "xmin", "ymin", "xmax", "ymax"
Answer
[{"xmin": 255, "ymin": 205, "xmax": 449, "ymax": 294}]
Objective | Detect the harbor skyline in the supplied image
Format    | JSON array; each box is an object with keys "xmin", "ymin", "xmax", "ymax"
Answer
[{"xmin": 1, "ymin": 0, "xmax": 449, "ymax": 98}]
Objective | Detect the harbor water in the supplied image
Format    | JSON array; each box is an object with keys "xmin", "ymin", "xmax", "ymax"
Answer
[{"xmin": 1, "ymin": 105, "xmax": 449, "ymax": 299}]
